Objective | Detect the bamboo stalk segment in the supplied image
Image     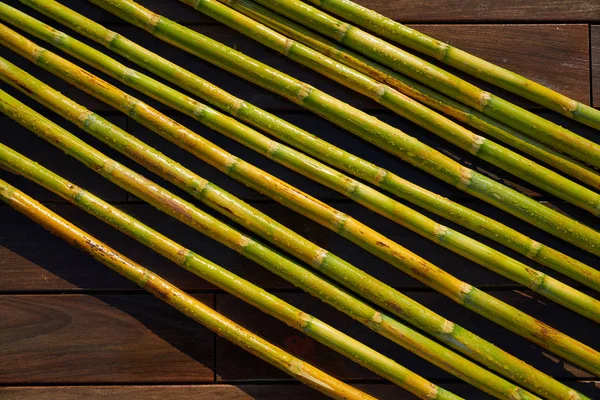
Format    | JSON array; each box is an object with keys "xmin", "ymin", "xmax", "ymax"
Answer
[
  {"xmin": 1, "ymin": 57, "xmax": 599, "ymax": 378},
  {"xmin": 301, "ymin": 0, "xmax": 600, "ymax": 131},
  {"xmin": 0, "ymin": 179, "xmax": 378, "ymax": 400},
  {"xmin": 4, "ymin": 1, "xmax": 596, "ymax": 295},
  {"xmin": 220, "ymin": 0, "xmax": 600, "ymax": 191},
  {"xmin": 172, "ymin": 0, "xmax": 600, "ymax": 216},
  {"xmin": 1, "ymin": 142, "xmax": 546, "ymax": 400},
  {"xmin": 247, "ymin": 0, "xmax": 600, "ymax": 167},
  {"xmin": 1, "ymin": 19, "xmax": 599, "ymax": 326},
  {"xmin": 74, "ymin": 0, "xmax": 600, "ymax": 255}
]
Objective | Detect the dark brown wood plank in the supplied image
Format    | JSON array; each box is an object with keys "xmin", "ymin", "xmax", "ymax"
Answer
[
  {"xmin": 592, "ymin": 25, "xmax": 600, "ymax": 108},
  {"xmin": 342, "ymin": 0, "xmax": 600, "ymax": 22},
  {"xmin": 0, "ymin": 294, "xmax": 215, "ymax": 384},
  {"xmin": 2, "ymin": 383, "xmax": 598, "ymax": 400},
  {"xmin": 216, "ymin": 291, "xmax": 600, "ymax": 385}
]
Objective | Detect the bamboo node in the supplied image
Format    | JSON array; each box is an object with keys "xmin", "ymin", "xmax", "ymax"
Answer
[
  {"xmin": 295, "ymin": 84, "xmax": 313, "ymax": 103},
  {"xmin": 433, "ymin": 224, "xmax": 449, "ymax": 244},
  {"xmin": 310, "ymin": 249, "xmax": 328, "ymax": 269},
  {"xmin": 471, "ymin": 135, "xmax": 485, "ymax": 155},
  {"xmin": 103, "ymin": 30, "xmax": 119, "ymax": 47},
  {"xmin": 478, "ymin": 91, "xmax": 492, "ymax": 110},
  {"xmin": 373, "ymin": 168, "xmax": 388, "ymax": 184},
  {"xmin": 457, "ymin": 168, "xmax": 472, "ymax": 189},
  {"xmin": 527, "ymin": 241, "xmax": 542, "ymax": 259},
  {"xmin": 267, "ymin": 140, "xmax": 282, "ymax": 159},
  {"xmin": 441, "ymin": 319, "xmax": 454, "ymax": 334},
  {"xmin": 283, "ymin": 38, "xmax": 294, "ymax": 56},
  {"xmin": 230, "ymin": 97, "xmax": 244, "ymax": 116},
  {"xmin": 236, "ymin": 235, "xmax": 251, "ymax": 251},
  {"xmin": 335, "ymin": 22, "xmax": 351, "ymax": 42}
]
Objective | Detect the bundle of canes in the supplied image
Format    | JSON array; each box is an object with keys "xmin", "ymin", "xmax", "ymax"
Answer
[
  {"xmin": 65, "ymin": 0, "xmax": 600, "ymax": 255},
  {"xmin": 0, "ymin": 179, "xmax": 376, "ymax": 400},
  {"xmin": 0, "ymin": 75, "xmax": 591, "ymax": 398},
  {"xmin": 1, "ymin": 20, "xmax": 599, "ymax": 326},
  {"xmin": 173, "ymin": 0, "xmax": 600, "ymax": 216},
  {"xmin": 0, "ymin": 134, "xmax": 545, "ymax": 399},
  {"xmin": 229, "ymin": 0, "xmax": 600, "ymax": 166},
  {"xmin": 208, "ymin": 0, "xmax": 600, "ymax": 190},
  {"xmin": 2, "ymin": 51, "xmax": 600, "ymax": 380},
  {"xmin": 3, "ymin": 1, "xmax": 597, "ymax": 295},
  {"xmin": 294, "ymin": 0, "xmax": 600, "ymax": 130}
]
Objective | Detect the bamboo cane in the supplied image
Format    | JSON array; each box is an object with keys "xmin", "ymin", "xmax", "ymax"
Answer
[
  {"xmin": 218, "ymin": 0, "xmax": 600, "ymax": 191},
  {"xmin": 79, "ymin": 0, "xmax": 600, "ymax": 255},
  {"xmin": 4, "ymin": 1, "xmax": 595, "ymax": 294},
  {"xmin": 1, "ymin": 144, "xmax": 545, "ymax": 400},
  {"xmin": 173, "ymin": 0, "xmax": 600, "ymax": 216},
  {"xmin": 245, "ymin": 0, "xmax": 600, "ymax": 168},
  {"xmin": 0, "ymin": 179, "xmax": 378, "ymax": 400},
  {"xmin": 0, "ymin": 84, "xmax": 590, "ymax": 400},
  {"xmin": 2, "ymin": 21, "xmax": 599, "ymax": 327},
  {"xmin": 2, "ymin": 60, "xmax": 600, "ymax": 378},
  {"xmin": 299, "ymin": 0, "xmax": 600, "ymax": 131},
  {"xmin": 0, "ymin": 147, "xmax": 457, "ymax": 399}
]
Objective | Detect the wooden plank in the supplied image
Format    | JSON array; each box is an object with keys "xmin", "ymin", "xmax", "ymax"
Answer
[
  {"xmin": 340, "ymin": 0, "xmax": 600, "ymax": 22},
  {"xmin": 2, "ymin": 383, "xmax": 600, "ymax": 400},
  {"xmin": 0, "ymin": 294, "xmax": 215, "ymax": 384},
  {"xmin": 592, "ymin": 26, "xmax": 600, "ymax": 108},
  {"xmin": 216, "ymin": 291, "xmax": 600, "ymax": 383}
]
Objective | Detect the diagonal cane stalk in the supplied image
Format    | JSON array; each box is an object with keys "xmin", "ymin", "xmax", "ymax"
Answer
[
  {"xmin": 1, "ymin": 143, "xmax": 545, "ymax": 400},
  {"xmin": 298, "ymin": 0, "xmax": 600, "ymax": 131},
  {"xmin": 173, "ymin": 0, "xmax": 600, "ymax": 216},
  {"xmin": 1, "ymin": 59, "xmax": 599, "ymax": 378},
  {"xmin": 1, "ymin": 21, "xmax": 599, "ymax": 326},
  {"xmin": 245, "ymin": 0, "xmax": 600, "ymax": 167},
  {"xmin": 3, "ymin": 1, "xmax": 596, "ymax": 294},
  {"xmin": 76, "ymin": 0, "xmax": 600, "ymax": 255},
  {"xmin": 217, "ymin": 0, "xmax": 600, "ymax": 191},
  {"xmin": 0, "ymin": 179, "xmax": 379, "ymax": 400}
]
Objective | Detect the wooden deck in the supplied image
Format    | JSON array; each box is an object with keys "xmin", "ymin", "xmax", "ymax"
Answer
[{"xmin": 1, "ymin": 0, "xmax": 599, "ymax": 398}]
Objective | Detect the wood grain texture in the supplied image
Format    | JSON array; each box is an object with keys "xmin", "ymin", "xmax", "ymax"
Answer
[
  {"xmin": 592, "ymin": 25, "xmax": 600, "ymax": 107},
  {"xmin": 0, "ymin": 294, "xmax": 215, "ymax": 384},
  {"xmin": 336, "ymin": 0, "xmax": 600, "ymax": 22}
]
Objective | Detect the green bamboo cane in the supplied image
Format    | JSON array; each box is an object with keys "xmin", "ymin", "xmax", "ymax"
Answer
[
  {"xmin": 0, "ymin": 146, "xmax": 458, "ymax": 399},
  {"xmin": 5, "ymin": 2, "xmax": 595, "ymax": 294},
  {"xmin": 246, "ymin": 0, "xmax": 600, "ymax": 168},
  {"xmin": 174, "ymin": 0, "xmax": 600, "ymax": 216},
  {"xmin": 81, "ymin": 0, "xmax": 600, "ymax": 255},
  {"xmin": 2, "ymin": 59, "xmax": 600, "ymax": 378},
  {"xmin": 0, "ymin": 179, "xmax": 378, "ymax": 400},
  {"xmin": 0, "ymin": 83, "xmax": 591, "ymax": 400},
  {"xmin": 299, "ymin": 0, "xmax": 600, "ymax": 131},
  {"xmin": 1, "ymin": 145, "xmax": 545, "ymax": 400},
  {"xmin": 3, "ymin": 21, "xmax": 599, "ymax": 327},
  {"xmin": 219, "ymin": 0, "xmax": 600, "ymax": 191}
]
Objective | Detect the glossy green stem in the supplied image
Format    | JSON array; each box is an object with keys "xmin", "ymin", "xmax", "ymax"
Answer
[
  {"xmin": 2, "ymin": 54, "xmax": 600, "ymax": 380},
  {"xmin": 176, "ymin": 0, "xmax": 600, "ymax": 216},
  {"xmin": 1, "ymin": 142, "xmax": 543, "ymax": 400},
  {"xmin": 223, "ymin": 0, "xmax": 600, "ymax": 191},
  {"xmin": 251, "ymin": 0, "xmax": 600, "ymax": 167},
  {"xmin": 301, "ymin": 0, "xmax": 600, "ymax": 131},
  {"xmin": 86, "ymin": 0, "xmax": 600, "ymax": 256},
  {"xmin": 0, "ymin": 179, "xmax": 377, "ymax": 400},
  {"xmin": 6, "ymin": 1, "xmax": 596, "ymax": 294},
  {"xmin": 2, "ymin": 19, "xmax": 598, "ymax": 327}
]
